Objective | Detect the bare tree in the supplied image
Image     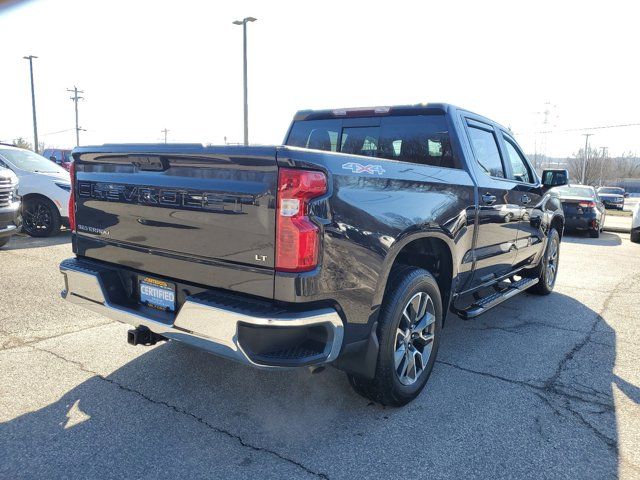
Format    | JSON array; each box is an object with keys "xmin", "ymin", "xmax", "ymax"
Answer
[
  {"xmin": 567, "ymin": 146, "xmax": 604, "ymax": 185},
  {"xmin": 611, "ymin": 152, "xmax": 640, "ymax": 181},
  {"xmin": 12, "ymin": 137, "xmax": 33, "ymax": 150}
]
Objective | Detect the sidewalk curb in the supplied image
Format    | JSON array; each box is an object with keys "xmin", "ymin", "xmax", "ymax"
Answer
[{"xmin": 603, "ymin": 226, "xmax": 631, "ymax": 234}]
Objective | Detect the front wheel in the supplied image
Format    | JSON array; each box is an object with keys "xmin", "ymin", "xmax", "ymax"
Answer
[
  {"xmin": 348, "ymin": 266, "xmax": 442, "ymax": 406},
  {"xmin": 22, "ymin": 197, "xmax": 61, "ymax": 237},
  {"xmin": 526, "ymin": 228, "xmax": 560, "ymax": 295}
]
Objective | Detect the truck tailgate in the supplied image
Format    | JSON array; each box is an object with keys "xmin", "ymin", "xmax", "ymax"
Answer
[{"xmin": 72, "ymin": 145, "xmax": 278, "ymax": 298}]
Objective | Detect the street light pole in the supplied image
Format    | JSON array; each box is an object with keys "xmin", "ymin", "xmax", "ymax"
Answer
[
  {"xmin": 581, "ymin": 133, "xmax": 593, "ymax": 184},
  {"xmin": 233, "ymin": 17, "xmax": 257, "ymax": 146},
  {"xmin": 23, "ymin": 55, "xmax": 39, "ymax": 152}
]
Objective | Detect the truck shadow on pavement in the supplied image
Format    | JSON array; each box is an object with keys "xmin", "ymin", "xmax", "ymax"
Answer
[{"xmin": 1, "ymin": 292, "xmax": 638, "ymax": 478}]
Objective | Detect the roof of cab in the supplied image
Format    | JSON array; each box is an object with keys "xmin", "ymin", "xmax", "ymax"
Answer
[
  {"xmin": 292, "ymin": 103, "xmax": 453, "ymax": 121},
  {"xmin": 290, "ymin": 103, "xmax": 513, "ymax": 133}
]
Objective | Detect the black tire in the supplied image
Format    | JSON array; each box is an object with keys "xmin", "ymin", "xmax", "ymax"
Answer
[
  {"xmin": 0, "ymin": 237, "xmax": 9, "ymax": 248},
  {"xmin": 526, "ymin": 228, "xmax": 560, "ymax": 295},
  {"xmin": 631, "ymin": 229, "xmax": 640, "ymax": 244},
  {"xmin": 347, "ymin": 266, "xmax": 443, "ymax": 407},
  {"xmin": 589, "ymin": 228, "xmax": 600, "ymax": 238},
  {"xmin": 22, "ymin": 196, "xmax": 61, "ymax": 238}
]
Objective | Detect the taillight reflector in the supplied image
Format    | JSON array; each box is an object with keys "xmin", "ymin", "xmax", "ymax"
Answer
[
  {"xmin": 579, "ymin": 201, "xmax": 596, "ymax": 208},
  {"xmin": 68, "ymin": 162, "xmax": 76, "ymax": 232},
  {"xmin": 275, "ymin": 168, "xmax": 327, "ymax": 272}
]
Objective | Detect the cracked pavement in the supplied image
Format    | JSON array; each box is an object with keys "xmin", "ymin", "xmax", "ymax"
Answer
[{"xmin": 1, "ymin": 231, "xmax": 639, "ymax": 479}]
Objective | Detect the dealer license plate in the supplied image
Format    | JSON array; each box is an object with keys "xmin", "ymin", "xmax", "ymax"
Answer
[{"xmin": 139, "ymin": 276, "xmax": 176, "ymax": 312}]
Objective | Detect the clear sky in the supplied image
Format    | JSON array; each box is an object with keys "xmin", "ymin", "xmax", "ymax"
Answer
[{"xmin": 1, "ymin": 0, "xmax": 639, "ymax": 158}]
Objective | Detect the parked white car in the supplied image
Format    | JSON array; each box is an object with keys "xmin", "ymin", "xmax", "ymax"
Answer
[
  {"xmin": 0, "ymin": 144, "xmax": 70, "ymax": 237},
  {"xmin": 632, "ymin": 201, "xmax": 640, "ymax": 243}
]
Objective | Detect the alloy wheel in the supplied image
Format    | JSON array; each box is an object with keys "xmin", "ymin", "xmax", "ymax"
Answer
[
  {"xmin": 23, "ymin": 201, "xmax": 52, "ymax": 235},
  {"xmin": 394, "ymin": 292, "xmax": 436, "ymax": 386},
  {"xmin": 546, "ymin": 237, "xmax": 559, "ymax": 287}
]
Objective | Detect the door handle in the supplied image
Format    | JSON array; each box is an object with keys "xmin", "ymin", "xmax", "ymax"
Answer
[
  {"xmin": 521, "ymin": 194, "xmax": 531, "ymax": 205},
  {"xmin": 482, "ymin": 193, "xmax": 497, "ymax": 205}
]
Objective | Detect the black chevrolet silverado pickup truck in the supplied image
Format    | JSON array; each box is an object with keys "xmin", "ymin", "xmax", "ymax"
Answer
[{"xmin": 60, "ymin": 104, "xmax": 566, "ymax": 406}]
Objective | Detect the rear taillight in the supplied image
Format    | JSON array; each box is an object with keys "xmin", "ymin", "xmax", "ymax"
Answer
[
  {"xmin": 68, "ymin": 162, "xmax": 76, "ymax": 232},
  {"xmin": 275, "ymin": 168, "xmax": 327, "ymax": 272},
  {"xmin": 579, "ymin": 201, "xmax": 596, "ymax": 209}
]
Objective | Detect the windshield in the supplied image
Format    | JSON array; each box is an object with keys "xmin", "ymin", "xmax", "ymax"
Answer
[
  {"xmin": 0, "ymin": 148, "xmax": 67, "ymax": 174},
  {"xmin": 556, "ymin": 186, "xmax": 595, "ymax": 198},
  {"xmin": 598, "ymin": 187, "xmax": 624, "ymax": 195}
]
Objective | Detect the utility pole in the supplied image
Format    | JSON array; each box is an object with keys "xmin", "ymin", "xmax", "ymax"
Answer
[
  {"xmin": 67, "ymin": 86, "xmax": 85, "ymax": 146},
  {"xmin": 23, "ymin": 55, "xmax": 39, "ymax": 152},
  {"xmin": 535, "ymin": 101, "xmax": 558, "ymax": 169},
  {"xmin": 233, "ymin": 17, "xmax": 257, "ymax": 146},
  {"xmin": 599, "ymin": 146, "xmax": 608, "ymax": 187},
  {"xmin": 161, "ymin": 128, "xmax": 169, "ymax": 143},
  {"xmin": 581, "ymin": 133, "xmax": 593, "ymax": 185}
]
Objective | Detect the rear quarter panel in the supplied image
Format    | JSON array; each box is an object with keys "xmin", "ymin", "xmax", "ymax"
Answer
[{"xmin": 275, "ymin": 146, "xmax": 476, "ymax": 343}]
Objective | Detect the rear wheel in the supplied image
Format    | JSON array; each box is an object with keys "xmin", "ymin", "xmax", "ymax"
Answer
[
  {"xmin": 347, "ymin": 267, "xmax": 442, "ymax": 406},
  {"xmin": 526, "ymin": 228, "xmax": 560, "ymax": 295},
  {"xmin": 22, "ymin": 197, "xmax": 61, "ymax": 237},
  {"xmin": 631, "ymin": 229, "xmax": 640, "ymax": 244},
  {"xmin": 589, "ymin": 228, "xmax": 600, "ymax": 238},
  {"xmin": 0, "ymin": 237, "xmax": 9, "ymax": 248}
]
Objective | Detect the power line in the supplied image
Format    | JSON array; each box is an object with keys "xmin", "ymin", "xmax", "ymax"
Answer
[
  {"xmin": 518, "ymin": 122, "xmax": 640, "ymax": 135},
  {"xmin": 41, "ymin": 128, "xmax": 76, "ymax": 137}
]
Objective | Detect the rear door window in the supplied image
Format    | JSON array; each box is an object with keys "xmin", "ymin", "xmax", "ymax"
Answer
[
  {"xmin": 467, "ymin": 125, "xmax": 505, "ymax": 178},
  {"xmin": 377, "ymin": 116, "xmax": 454, "ymax": 168}
]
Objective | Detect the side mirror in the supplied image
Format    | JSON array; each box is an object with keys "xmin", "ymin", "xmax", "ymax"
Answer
[
  {"xmin": 624, "ymin": 193, "xmax": 630, "ymax": 198},
  {"xmin": 541, "ymin": 169, "xmax": 569, "ymax": 188},
  {"xmin": 49, "ymin": 156, "xmax": 57, "ymax": 162}
]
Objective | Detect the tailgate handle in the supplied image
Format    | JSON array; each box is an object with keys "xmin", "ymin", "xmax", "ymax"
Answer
[{"xmin": 521, "ymin": 194, "xmax": 531, "ymax": 205}]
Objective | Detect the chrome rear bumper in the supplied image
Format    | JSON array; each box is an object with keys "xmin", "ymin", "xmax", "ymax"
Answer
[{"xmin": 60, "ymin": 258, "xmax": 343, "ymax": 368}]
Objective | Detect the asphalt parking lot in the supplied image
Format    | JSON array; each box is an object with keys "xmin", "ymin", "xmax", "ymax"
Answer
[{"xmin": 1, "ymin": 231, "xmax": 639, "ymax": 479}]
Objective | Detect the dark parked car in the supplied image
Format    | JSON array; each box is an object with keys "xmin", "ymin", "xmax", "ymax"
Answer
[
  {"xmin": 0, "ymin": 166, "xmax": 21, "ymax": 248},
  {"xmin": 60, "ymin": 103, "xmax": 566, "ymax": 406},
  {"xmin": 597, "ymin": 186, "xmax": 626, "ymax": 210},
  {"xmin": 42, "ymin": 148, "xmax": 73, "ymax": 171},
  {"xmin": 555, "ymin": 185, "xmax": 605, "ymax": 237}
]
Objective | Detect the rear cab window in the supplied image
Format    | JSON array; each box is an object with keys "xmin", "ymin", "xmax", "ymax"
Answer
[{"xmin": 286, "ymin": 115, "xmax": 457, "ymax": 169}]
